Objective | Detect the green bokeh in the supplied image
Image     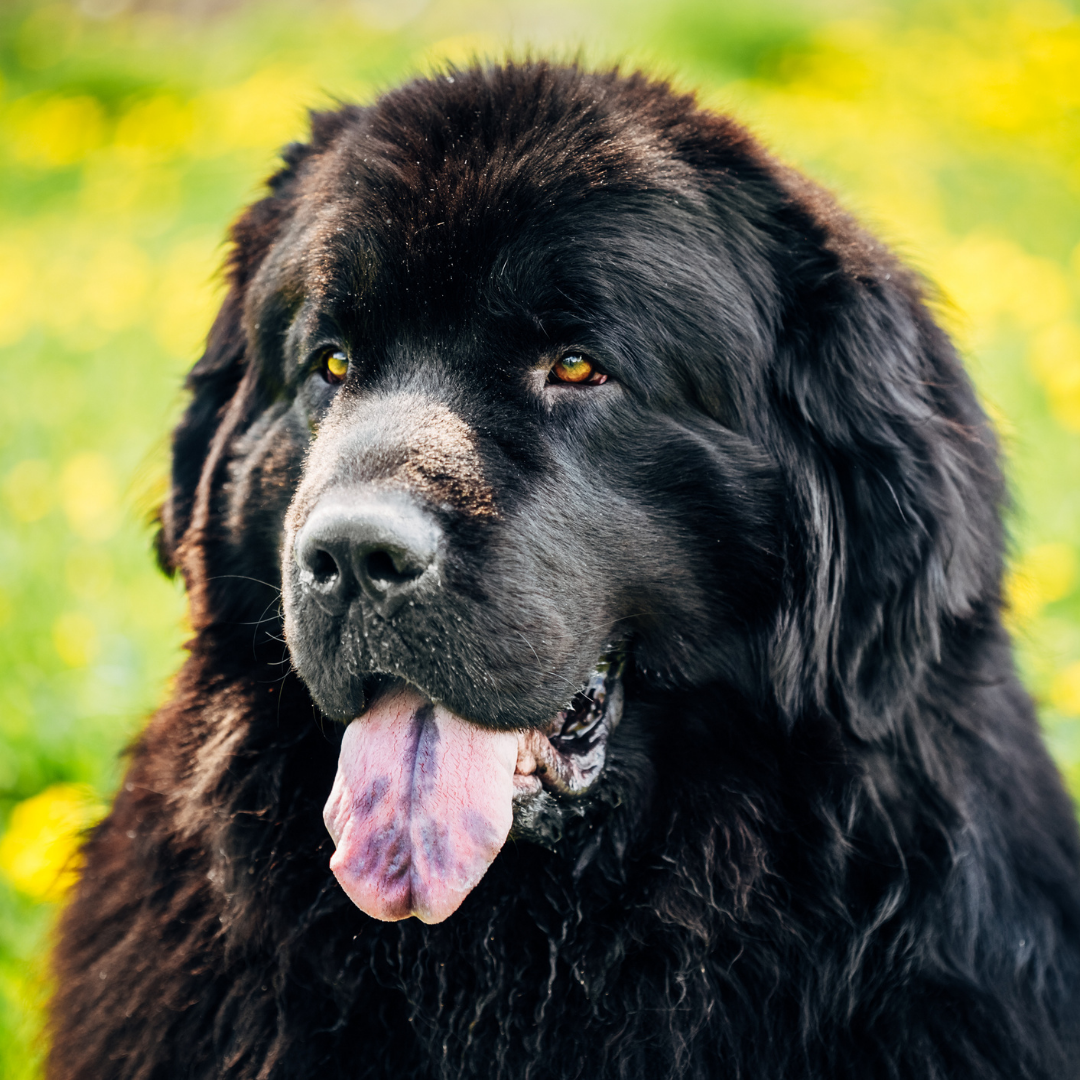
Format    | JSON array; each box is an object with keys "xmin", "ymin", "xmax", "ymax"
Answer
[{"xmin": 1, "ymin": 0, "xmax": 1079, "ymax": 1070}]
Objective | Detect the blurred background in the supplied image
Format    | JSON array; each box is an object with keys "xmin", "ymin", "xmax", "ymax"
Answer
[{"xmin": 0, "ymin": 0, "xmax": 1078, "ymax": 1070}]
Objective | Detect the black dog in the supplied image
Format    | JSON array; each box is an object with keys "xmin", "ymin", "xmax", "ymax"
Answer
[{"xmin": 50, "ymin": 62, "xmax": 1080, "ymax": 1079}]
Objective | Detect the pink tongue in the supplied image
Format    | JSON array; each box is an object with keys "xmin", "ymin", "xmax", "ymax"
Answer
[{"xmin": 324, "ymin": 686, "xmax": 519, "ymax": 923}]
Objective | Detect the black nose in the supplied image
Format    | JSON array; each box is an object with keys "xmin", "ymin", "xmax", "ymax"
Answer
[{"xmin": 294, "ymin": 491, "xmax": 441, "ymax": 616}]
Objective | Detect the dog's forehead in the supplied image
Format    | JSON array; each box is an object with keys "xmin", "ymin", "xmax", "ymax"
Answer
[
  {"xmin": 319, "ymin": 76, "xmax": 692, "ymax": 213},
  {"xmin": 282, "ymin": 77, "xmax": 708, "ymax": 305}
]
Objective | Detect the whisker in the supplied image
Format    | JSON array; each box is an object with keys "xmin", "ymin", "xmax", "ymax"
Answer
[
  {"xmin": 251, "ymin": 594, "xmax": 286, "ymax": 658},
  {"xmin": 515, "ymin": 630, "xmax": 546, "ymax": 676},
  {"xmin": 276, "ymin": 666, "xmax": 292, "ymax": 726},
  {"xmin": 207, "ymin": 573, "xmax": 282, "ymax": 594}
]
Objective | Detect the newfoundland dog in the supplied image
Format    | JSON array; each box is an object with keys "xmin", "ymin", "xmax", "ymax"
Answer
[{"xmin": 49, "ymin": 62, "xmax": 1080, "ymax": 1079}]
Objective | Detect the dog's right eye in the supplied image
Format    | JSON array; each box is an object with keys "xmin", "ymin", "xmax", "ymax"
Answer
[
  {"xmin": 319, "ymin": 350, "xmax": 349, "ymax": 385},
  {"xmin": 548, "ymin": 353, "xmax": 608, "ymax": 386}
]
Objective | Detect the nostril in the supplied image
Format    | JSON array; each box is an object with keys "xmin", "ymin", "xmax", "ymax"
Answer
[
  {"xmin": 294, "ymin": 492, "xmax": 441, "ymax": 613},
  {"xmin": 309, "ymin": 547, "xmax": 340, "ymax": 584},
  {"xmin": 363, "ymin": 548, "xmax": 423, "ymax": 586}
]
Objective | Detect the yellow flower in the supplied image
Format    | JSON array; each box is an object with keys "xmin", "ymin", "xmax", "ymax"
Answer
[
  {"xmin": 6, "ymin": 94, "xmax": 105, "ymax": 168},
  {"xmin": 60, "ymin": 452, "xmax": 120, "ymax": 542},
  {"xmin": 1004, "ymin": 542, "xmax": 1078, "ymax": 631},
  {"xmin": 0, "ymin": 784, "xmax": 105, "ymax": 902},
  {"xmin": 1029, "ymin": 323, "xmax": 1080, "ymax": 432},
  {"xmin": 1050, "ymin": 661, "xmax": 1080, "ymax": 717}
]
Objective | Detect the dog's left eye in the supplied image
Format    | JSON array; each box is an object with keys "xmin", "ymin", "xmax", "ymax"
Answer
[
  {"xmin": 549, "ymin": 353, "xmax": 607, "ymax": 386},
  {"xmin": 319, "ymin": 350, "xmax": 349, "ymax": 385}
]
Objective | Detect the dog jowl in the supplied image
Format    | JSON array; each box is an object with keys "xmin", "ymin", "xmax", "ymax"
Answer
[{"xmin": 49, "ymin": 62, "xmax": 1080, "ymax": 1080}]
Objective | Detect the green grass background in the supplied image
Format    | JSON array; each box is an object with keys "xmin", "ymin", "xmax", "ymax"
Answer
[{"xmin": 1, "ymin": 0, "xmax": 1079, "ymax": 1070}]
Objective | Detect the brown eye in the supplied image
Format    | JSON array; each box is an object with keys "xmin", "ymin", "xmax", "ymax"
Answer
[
  {"xmin": 549, "ymin": 353, "xmax": 607, "ymax": 386},
  {"xmin": 321, "ymin": 350, "xmax": 348, "ymax": 385}
]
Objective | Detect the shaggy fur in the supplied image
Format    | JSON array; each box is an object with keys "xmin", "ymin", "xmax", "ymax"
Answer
[{"xmin": 50, "ymin": 63, "xmax": 1080, "ymax": 1079}]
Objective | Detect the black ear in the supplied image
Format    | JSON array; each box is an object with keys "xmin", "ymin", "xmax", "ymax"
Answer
[
  {"xmin": 765, "ymin": 183, "xmax": 1004, "ymax": 739},
  {"xmin": 154, "ymin": 112, "xmax": 359, "ymax": 574},
  {"xmin": 155, "ymin": 285, "xmax": 248, "ymax": 575}
]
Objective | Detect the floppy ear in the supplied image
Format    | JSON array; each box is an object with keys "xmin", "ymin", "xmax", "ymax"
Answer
[
  {"xmin": 155, "ymin": 284, "xmax": 248, "ymax": 574},
  {"xmin": 764, "ymin": 182, "xmax": 1004, "ymax": 739}
]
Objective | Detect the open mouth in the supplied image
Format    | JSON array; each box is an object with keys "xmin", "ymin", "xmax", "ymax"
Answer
[
  {"xmin": 323, "ymin": 648, "xmax": 626, "ymax": 924},
  {"xmin": 513, "ymin": 648, "xmax": 626, "ymax": 798}
]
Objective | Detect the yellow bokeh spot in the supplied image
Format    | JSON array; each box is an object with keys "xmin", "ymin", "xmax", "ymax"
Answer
[
  {"xmin": 2, "ymin": 459, "xmax": 52, "ymax": 522},
  {"xmin": 7, "ymin": 94, "xmax": 106, "ymax": 167},
  {"xmin": 0, "ymin": 784, "xmax": 104, "ymax": 902},
  {"xmin": 36, "ymin": 241, "xmax": 91, "ymax": 340},
  {"xmin": 1029, "ymin": 322, "xmax": 1080, "ymax": 432},
  {"xmin": 191, "ymin": 67, "xmax": 314, "ymax": 155},
  {"xmin": 1005, "ymin": 542, "xmax": 1078, "ymax": 630},
  {"xmin": 60, "ymin": 452, "xmax": 120, "ymax": 541},
  {"xmin": 82, "ymin": 238, "xmax": 151, "ymax": 334},
  {"xmin": 152, "ymin": 234, "xmax": 222, "ymax": 358},
  {"xmin": 52, "ymin": 611, "xmax": 99, "ymax": 668},
  {"xmin": 938, "ymin": 234, "xmax": 1072, "ymax": 340},
  {"xmin": 0, "ymin": 236, "xmax": 37, "ymax": 347},
  {"xmin": 65, "ymin": 547, "xmax": 114, "ymax": 602},
  {"xmin": 79, "ymin": 149, "xmax": 183, "ymax": 219},
  {"xmin": 114, "ymin": 94, "xmax": 195, "ymax": 158},
  {"xmin": 1050, "ymin": 661, "xmax": 1080, "ymax": 717},
  {"xmin": 780, "ymin": 21, "xmax": 878, "ymax": 98}
]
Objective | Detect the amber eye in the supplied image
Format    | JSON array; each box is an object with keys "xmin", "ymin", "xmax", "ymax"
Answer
[
  {"xmin": 549, "ymin": 353, "xmax": 607, "ymax": 386},
  {"xmin": 321, "ymin": 350, "xmax": 349, "ymax": 385}
]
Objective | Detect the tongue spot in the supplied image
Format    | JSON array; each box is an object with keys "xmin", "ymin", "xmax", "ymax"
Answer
[{"xmin": 324, "ymin": 687, "xmax": 518, "ymax": 923}]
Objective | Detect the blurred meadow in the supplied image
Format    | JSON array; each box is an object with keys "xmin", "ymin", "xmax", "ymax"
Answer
[{"xmin": 1, "ymin": 0, "xmax": 1079, "ymax": 1070}]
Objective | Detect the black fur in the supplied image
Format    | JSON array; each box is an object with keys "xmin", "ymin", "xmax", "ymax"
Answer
[{"xmin": 50, "ymin": 62, "xmax": 1080, "ymax": 1079}]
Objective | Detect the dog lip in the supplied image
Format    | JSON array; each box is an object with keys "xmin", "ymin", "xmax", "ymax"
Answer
[
  {"xmin": 549, "ymin": 648, "xmax": 626, "ymax": 746},
  {"xmin": 513, "ymin": 647, "xmax": 626, "ymax": 797}
]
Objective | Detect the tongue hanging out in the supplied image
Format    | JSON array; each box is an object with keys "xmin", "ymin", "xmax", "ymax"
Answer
[
  {"xmin": 325, "ymin": 655, "xmax": 626, "ymax": 923},
  {"xmin": 324, "ymin": 686, "xmax": 519, "ymax": 923}
]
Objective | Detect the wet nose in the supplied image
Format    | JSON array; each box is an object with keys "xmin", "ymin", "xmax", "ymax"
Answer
[{"xmin": 294, "ymin": 491, "xmax": 441, "ymax": 615}]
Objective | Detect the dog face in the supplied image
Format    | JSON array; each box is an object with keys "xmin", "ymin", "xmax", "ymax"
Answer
[
  {"xmin": 273, "ymin": 129, "xmax": 785, "ymax": 729},
  {"xmin": 161, "ymin": 63, "xmax": 1000, "ymax": 924}
]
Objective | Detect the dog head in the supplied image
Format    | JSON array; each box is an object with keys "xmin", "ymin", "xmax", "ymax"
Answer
[{"xmin": 159, "ymin": 63, "xmax": 1001, "ymax": 923}]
